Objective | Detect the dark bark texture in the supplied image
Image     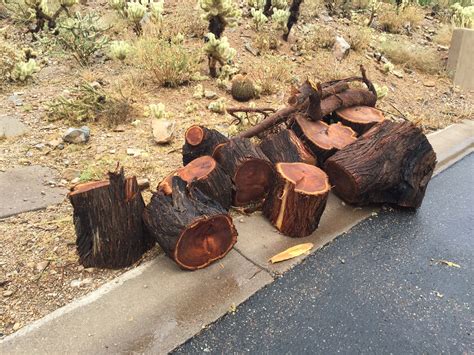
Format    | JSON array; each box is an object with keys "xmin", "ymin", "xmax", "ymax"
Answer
[
  {"xmin": 182, "ymin": 125, "xmax": 229, "ymax": 165},
  {"xmin": 259, "ymin": 129, "xmax": 316, "ymax": 165},
  {"xmin": 283, "ymin": 0, "xmax": 304, "ymax": 41},
  {"xmin": 325, "ymin": 121, "xmax": 437, "ymax": 208},
  {"xmin": 143, "ymin": 177, "xmax": 237, "ymax": 270},
  {"xmin": 68, "ymin": 169, "xmax": 154, "ymax": 269}
]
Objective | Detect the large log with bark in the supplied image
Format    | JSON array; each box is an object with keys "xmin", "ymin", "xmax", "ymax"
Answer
[
  {"xmin": 68, "ymin": 168, "xmax": 154, "ymax": 269},
  {"xmin": 259, "ymin": 129, "xmax": 316, "ymax": 165},
  {"xmin": 158, "ymin": 155, "xmax": 232, "ymax": 210},
  {"xmin": 325, "ymin": 121, "xmax": 437, "ymax": 208},
  {"xmin": 143, "ymin": 177, "xmax": 238, "ymax": 270},
  {"xmin": 182, "ymin": 125, "xmax": 229, "ymax": 165},
  {"xmin": 213, "ymin": 137, "xmax": 275, "ymax": 206},
  {"xmin": 263, "ymin": 162, "xmax": 330, "ymax": 238},
  {"xmin": 292, "ymin": 114, "xmax": 357, "ymax": 162},
  {"xmin": 335, "ymin": 106, "xmax": 385, "ymax": 134}
]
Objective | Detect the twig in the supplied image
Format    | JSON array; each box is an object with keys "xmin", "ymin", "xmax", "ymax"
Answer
[
  {"xmin": 387, "ymin": 102, "xmax": 409, "ymax": 121},
  {"xmin": 226, "ymin": 107, "xmax": 276, "ymax": 125}
]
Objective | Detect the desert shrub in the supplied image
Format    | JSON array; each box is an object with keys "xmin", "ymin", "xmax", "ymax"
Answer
[
  {"xmin": 378, "ymin": 3, "xmax": 424, "ymax": 33},
  {"xmin": 379, "ymin": 39, "xmax": 442, "ymax": 74},
  {"xmin": 252, "ymin": 29, "xmax": 280, "ymax": 54},
  {"xmin": 56, "ymin": 12, "xmax": 109, "ymax": 66},
  {"xmin": 301, "ymin": 0, "xmax": 325, "ymax": 18},
  {"xmin": 347, "ymin": 26, "xmax": 371, "ymax": 51},
  {"xmin": 251, "ymin": 55, "xmax": 293, "ymax": 95},
  {"xmin": 433, "ymin": 24, "xmax": 453, "ymax": 45},
  {"xmin": 133, "ymin": 36, "xmax": 199, "ymax": 87},
  {"xmin": 0, "ymin": 38, "xmax": 20, "ymax": 88},
  {"xmin": 311, "ymin": 26, "xmax": 336, "ymax": 49},
  {"xmin": 47, "ymin": 81, "xmax": 134, "ymax": 126}
]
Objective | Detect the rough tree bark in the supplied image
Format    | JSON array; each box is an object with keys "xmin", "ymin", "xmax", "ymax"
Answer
[
  {"xmin": 292, "ymin": 114, "xmax": 357, "ymax": 162},
  {"xmin": 325, "ymin": 121, "xmax": 437, "ymax": 208},
  {"xmin": 143, "ymin": 177, "xmax": 238, "ymax": 270},
  {"xmin": 158, "ymin": 155, "xmax": 233, "ymax": 210},
  {"xmin": 213, "ymin": 137, "xmax": 275, "ymax": 206},
  {"xmin": 283, "ymin": 0, "xmax": 304, "ymax": 41},
  {"xmin": 68, "ymin": 168, "xmax": 154, "ymax": 269},
  {"xmin": 259, "ymin": 129, "xmax": 316, "ymax": 165},
  {"xmin": 263, "ymin": 162, "xmax": 330, "ymax": 238},
  {"xmin": 182, "ymin": 125, "xmax": 229, "ymax": 165},
  {"xmin": 335, "ymin": 105, "xmax": 385, "ymax": 135}
]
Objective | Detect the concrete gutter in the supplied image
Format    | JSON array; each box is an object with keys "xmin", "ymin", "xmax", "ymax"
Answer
[{"xmin": 1, "ymin": 120, "xmax": 472, "ymax": 354}]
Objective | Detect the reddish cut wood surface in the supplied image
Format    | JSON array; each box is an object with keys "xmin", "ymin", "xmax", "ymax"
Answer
[
  {"xmin": 175, "ymin": 215, "xmax": 236, "ymax": 270},
  {"xmin": 185, "ymin": 125, "xmax": 205, "ymax": 146},
  {"xmin": 277, "ymin": 162, "xmax": 329, "ymax": 195},
  {"xmin": 69, "ymin": 180, "xmax": 110, "ymax": 195},
  {"xmin": 336, "ymin": 106, "xmax": 385, "ymax": 124}
]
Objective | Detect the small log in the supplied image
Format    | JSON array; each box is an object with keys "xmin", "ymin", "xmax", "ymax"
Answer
[
  {"xmin": 292, "ymin": 114, "xmax": 357, "ymax": 162},
  {"xmin": 143, "ymin": 177, "xmax": 238, "ymax": 270},
  {"xmin": 158, "ymin": 155, "xmax": 232, "ymax": 210},
  {"xmin": 325, "ymin": 121, "xmax": 437, "ymax": 208},
  {"xmin": 263, "ymin": 162, "xmax": 330, "ymax": 238},
  {"xmin": 68, "ymin": 168, "xmax": 154, "ymax": 269},
  {"xmin": 335, "ymin": 106, "xmax": 385, "ymax": 134},
  {"xmin": 259, "ymin": 129, "xmax": 316, "ymax": 165},
  {"xmin": 182, "ymin": 125, "xmax": 229, "ymax": 166},
  {"xmin": 213, "ymin": 137, "xmax": 275, "ymax": 206}
]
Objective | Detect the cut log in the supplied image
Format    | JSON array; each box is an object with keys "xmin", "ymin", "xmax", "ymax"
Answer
[
  {"xmin": 158, "ymin": 155, "xmax": 232, "ymax": 210},
  {"xmin": 335, "ymin": 106, "xmax": 385, "ymax": 134},
  {"xmin": 143, "ymin": 177, "xmax": 238, "ymax": 270},
  {"xmin": 325, "ymin": 121, "xmax": 437, "ymax": 208},
  {"xmin": 68, "ymin": 168, "xmax": 154, "ymax": 269},
  {"xmin": 292, "ymin": 114, "xmax": 357, "ymax": 162},
  {"xmin": 259, "ymin": 129, "xmax": 316, "ymax": 165},
  {"xmin": 263, "ymin": 162, "xmax": 330, "ymax": 238},
  {"xmin": 213, "ymin": 137, "xmax": 275, "ymax": 206},
  {"xmin": 182, "ymin": 125, "xmax": 229, "ymax": 165}
]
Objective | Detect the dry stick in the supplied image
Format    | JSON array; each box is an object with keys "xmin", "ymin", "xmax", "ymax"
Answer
[{"xmin": 227, "ymin": 107, "xmax": 276, "ymax": 125}]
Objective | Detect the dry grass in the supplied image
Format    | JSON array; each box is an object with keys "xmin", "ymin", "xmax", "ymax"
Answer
[
  {"xmin": 310, "ymin": 26, "xmax": 336, "ymax": 49},
  {"xmin": 346, "ymin": 26, "xmax": 372, "ymax": 52},
  {"xmin": 379, "ymin": 38, "xmax": 442, "ymax": 74},
  {"xmin": 433, "ymin": 24, "xmax": 453, "ymax": 46},
  {"xmin": 252, "ymin": 28, "xmax": 280, "ymax": 55},
  {"xmin": 378, "ymin": 4, "xmax": 425, "ymax": 33},
  {"xmin": 133, "ymin": 36, "xmax": 199, "ymax": 88},
  {"xmin": 250, "ymin": 55, "xmax": 294, "ymax": 95}
]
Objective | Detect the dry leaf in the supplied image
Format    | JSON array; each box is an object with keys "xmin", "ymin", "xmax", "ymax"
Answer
[
  {"xmin": 438, "ymin": 260, "xmax": 461, "ymax": 268},
  {"xmin": 269, "ymin": 243, "xmax": 314, "ymax": 264}
]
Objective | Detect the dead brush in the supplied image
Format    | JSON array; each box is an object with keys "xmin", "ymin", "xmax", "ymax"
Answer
[
  {"xmin": 309, "ymin": 26, "xmax": 336, "ymax": 50},
  {"xmin": 346, "ymin": 26, "xmax": 371, "ymax": 52},
  {"xmin": 433, "ymin": 24, "xmax": 453, "ymax": 46},
  {"xmin": 378, "ymin": 3, "xmax": 424, "ymax": 33},
  {"xmin": 379, "ymin": 39, "xmax": 442, "ymax": 74}
]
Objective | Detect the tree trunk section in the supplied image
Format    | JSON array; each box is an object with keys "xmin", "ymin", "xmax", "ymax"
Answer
[
  {"xmin": 335, "ymin": 106, "xmax": 385, "ymax": 134},
  {"xmin": 313, "ymin": 88, "xmax": 377, "ymax": 120},
  {"xmin": 263, "ymin": 162, "xmax": 330, "ymax": 238},
  {"xmin": 158, "ymin": 155, "xmax": 232, "ymax": 210},
  {"xmin": 68, "ymin": 168, "xmax": 154, "ymax": 269},
  {"xmin": 259, "ymin": 129, "xmax": 316, "ymax": 165},
  {"xmin": 292, "ymin": 114, "xmax": 357, "ymax": 162},
  {"xmin": 182, "ymin": 125, "xmax": 229, "ymax": 165},
  {"xmin": 325, "ymin": 121, "xmax": 437, "ymax": 208},
  {"xmin": 143, "ymin": 177, "xmax": 238, "ymax": 270},
  {"xmin": 213, "ymin": 137, "xmax": 275, "ymax": 206}
]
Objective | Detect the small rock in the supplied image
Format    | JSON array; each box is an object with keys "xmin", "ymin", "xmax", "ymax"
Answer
[
  {"xmin": 62, "ymin": 126, "xmax": 90, "ymax": 144},
  {"xmin": 113, "ymin": 125, "xmax": 127, "ymax": 132},
  {"xmin": 70, "ymin": 279, "xmax": 82, "ymax": 288},
  {"xmin": 204, "ymin": 90, "xmax": 217, "ymax": 99},
  {"xmin": 423, "ymin": 81, "xmax": 436, "ymax": 87},
  {"xmin": 71, "ymin": 177, "xmax": 80, "ymax": 184},
  {"xmin": 47, "ymin": 139, "xmax": 62, "ymax": 148},
  {"xmin": 127, "ymin": 148, "xmax": 142, "ymax": 157},
  {"xmin": 152, "ymin": 119, "xmax": 175, "ymax": 144},
  {"xmin": 36, "ymin": 261, "xmax": 49, "ymax": 273},
  {"xmin": 3, "ymin": 290, "xmax": 14, "ymax": 297},
  {"xmin": 34, "ymin": 143, "xmax": 45, "ymax": 150},
  {"xmin": 244, "ymin": 42, "xmax": 258, "ymax": 56},
  {"xmin": 137, "ymin": 178, "xmax": 150, "ymax": 191},
  {"xmin": 84, "ymin": 268, "xmax": 95, "ymax": 273},
  {"xmin": 8, "ymin": 94, "xmax": 23, "ymax": 106},
  {"xmin": 333, "ymin": 36, "xmax": 350, "ymax": 61},
  {"xmin": 12, "ymin": 323, "xmax": 21, "ymax": 331},
  {"xmin": 437, "ymin": 45, "xmax": 449, "ymax": 51},
  {"xmin": 392, "ymin": 70, "xmax": 404, "ymax": 78}
]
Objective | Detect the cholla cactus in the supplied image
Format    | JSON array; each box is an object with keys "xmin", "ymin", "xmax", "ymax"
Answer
[
  {"xmin": 127, "ymin": 2, "xmax": 146, "ymax": 22},
  {"xmin": 367, "ymin": 0, "xmax": 380, "ymax": 27},
  {"xmin": 248, "ymin": 0, "xmax": 265, "ymax": 9},
  {"xmin": 11, "ymin": 59, "xmax": 40, "ymax": 82},
  {"xmin": 59, "ymin": 0, "xmax": 78, "ymax": 7},
  {"xmin": 208, "ymin": 98, "xmax": 226, "ymax": 113},
  {"xmin": 109, "ymin": 0, "xmax": 126, "ymax": 13},
  {"xmin": 251, "ymin": 8, "xmax": 267, "ymax": 31},
  {"xmin": 148, "ymin": 103, "xmax": 166, "ymax": 119},
  {"xmin": 271, "ymin": 0, "xmax": 287, "ymax": 10},
  {"xmin": 451, "ymin": 4, "xmax": 474, "ymax": 29},
  {"xmin": 374, "ymin": 83, "xmax": 388, "ymax": 100},
  {"xmin": 204, "ymin": 32, "xmax": 236, "ymax": 77},
  {"xmin": 272, "ymin": 8, "xmax": 290, "ymax": 33},
  {"xmin": 109, "ymin": 41, "xmax": 131, "ymax": 61},
  {"xmin": 150, "ymin": 0, "xmax": 164, "ymax": 23},
  {"xmin": 198, "ymin": 0, "xmax": 241, "ymax": 37}
]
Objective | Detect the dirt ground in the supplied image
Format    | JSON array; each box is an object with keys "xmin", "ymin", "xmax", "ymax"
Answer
[{"xmin": 1, "ymin": 0, "xmax": 473, "ymax": 337}]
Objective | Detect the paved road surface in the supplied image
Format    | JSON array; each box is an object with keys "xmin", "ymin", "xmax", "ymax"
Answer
[{"xmin": 175, "ymin": 154, "xmax": 473, "ymax": 354}]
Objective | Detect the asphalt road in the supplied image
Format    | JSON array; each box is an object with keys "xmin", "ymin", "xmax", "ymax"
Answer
[{"xmin": 174, "ymin": 154, "xmax": 474, "ymax": 354}]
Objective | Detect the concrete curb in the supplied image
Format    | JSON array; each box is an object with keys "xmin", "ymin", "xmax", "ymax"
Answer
[{"xmin": 1, "ymin": 120, "xmax": 472, "ymax": 354}]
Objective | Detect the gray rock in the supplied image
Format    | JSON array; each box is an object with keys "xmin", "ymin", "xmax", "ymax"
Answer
[
  {"xmin": 152, "ymin": 119, "xmax": 175, "ymax": 144},
  {"xmin": 63, "ymin": 126, "xmax": 90, "ymax": 144},
  {"xmin": 8, "ymin": 93, "xmax": 23, "ymax": 106},
  {"xmin": 334, "ymin": 36, "xmax": 350, "ymax": 61},
  {"xmin": 0, "ymin": 116, "xmax": 28, "ymax": 138}
]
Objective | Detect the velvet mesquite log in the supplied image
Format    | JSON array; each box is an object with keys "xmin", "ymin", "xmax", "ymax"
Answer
[
  {"xmin": 335, "ymin": 106, "xmax": 385, "ymax": 134},
  {"xmin": 263, "ymin": 162, "xmax": 330, "ymax": 238},
  {"xmin": 182, "ymin": 125, "xmax": 229, "ymax": 165},
  {"xmin": 325, "ymin": 121, "xmax": 437, "ymax": 208},
  {"xmin": 143, "ymin": 177, "xmax": 238, "ymax": 270},
  {"xmin": 259, "ymin": 129, "xmax": 316, "ymax": 165},
  {"xmin": 68, "ymin": 168, "xmax": 154, "ymax": 269}
]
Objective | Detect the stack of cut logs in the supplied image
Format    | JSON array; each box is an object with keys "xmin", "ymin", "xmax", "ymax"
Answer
[{"xmin": 68, "ymin": 66, "xmax": 437, "ymax": 271}]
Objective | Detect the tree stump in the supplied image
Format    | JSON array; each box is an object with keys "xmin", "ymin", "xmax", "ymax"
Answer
[
  {"xmin": 68, "ymin": 168, "xmax": 154, "ymax": 269},
  {"xmin": 213, "ymin": 137, "xmax": 275, "ymax": 206},
  {"xmin": 182, "ymin": 125, "xmax": 229, "ymax": 165},
  {"xmin": 158, "ymin": 155, "xmax": 232, "ymax": 210},
  {"xmin": 325, "ymin": 121, "xmax": 437, "ymax": 208},
  {"xmin": 143, "ymin": 177, "xmax": 238, "ymax": 270},
  {"xmin": 335, "ymin": 106, "xmax": 385, "ymax": 134},
  {"xmin": 292, "ymin": 114, "xmax": 357, "ymax": 162},
  {"xmin": 263, "ymin": 162, "xmax": 330, "ymax": 238},
  {"xmin": 259, "ymin": 129, "xmax": 316, "ymax": 165}
]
